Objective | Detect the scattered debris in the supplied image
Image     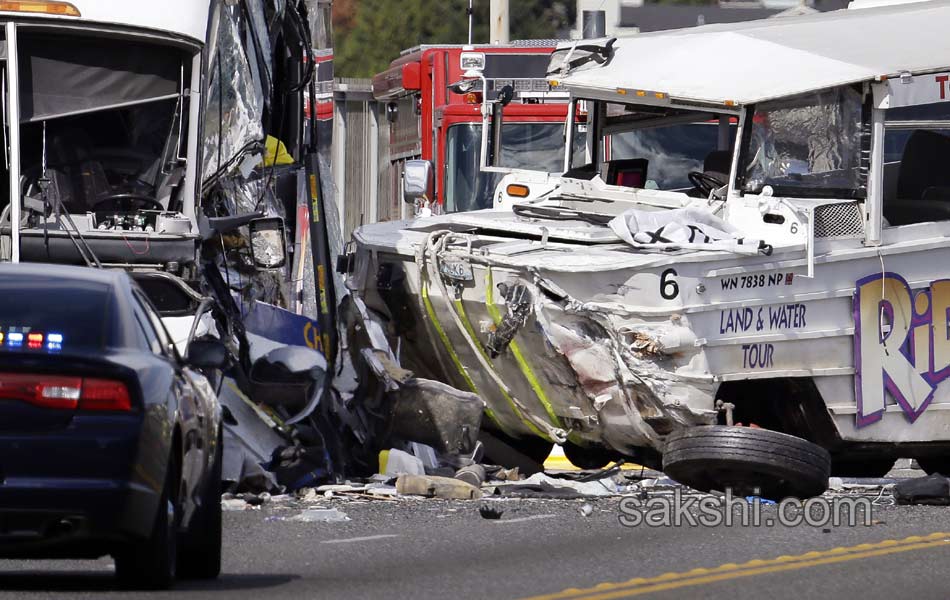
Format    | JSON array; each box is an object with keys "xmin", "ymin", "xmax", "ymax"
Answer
[
  {"xmin": 479, "ymin": 504, "xmax": 505, "ymax": 520},
  {"xmin": 244, "ymin": 492, "xmax": 271, "ymax": 506},
  {"xmin": 222, "ymin": 498, "xmax": 250, "ymax": 512},
  {"xmin": 894, "ymin": 474, "xmax": 950, "ymax": 506},
  {"xmin": 495, "ymin": 472, "xmax": 620, "ymax": 498},
  {"xmin": 366, "ymin": 484, "xmax": 399, "ymax": 497},
  {"xmin": 455, "ymin": 464, "xmax": 487, "ymax": 487},
  {"xmin": 380, "ymin": 449, "xmax": 426, "ymax": 476},
  {"xmin": 395, "ymin": 474, "xmax": 483, "ymax": 500},
  {"xmin": 579, "ymin": 503, "xmax": 593, "ymax": 517},
  {"xmin": 290, "ymin": 508, "xmax": 351, "ymax": 523},
  {"xmin": 360, "ymin": 348, "xmax": 485, "ymax": 455},
  {"xmin": 489, "ymin": 466, "xmax": 522, "ymax": 482}
]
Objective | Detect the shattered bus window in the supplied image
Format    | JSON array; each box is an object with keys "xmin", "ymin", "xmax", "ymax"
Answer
[{"xmin": 742, "ymin": 87, "xmax": 864, "ymax": 198}]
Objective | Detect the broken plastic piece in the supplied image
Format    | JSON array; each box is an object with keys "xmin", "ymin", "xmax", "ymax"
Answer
[
  {"xmin": 395, "ymin": 474, "xmax": 483, "ymax": 500},
  {"xmin": 455, "ymin": 464, "xmax": 487, "ymax": 487},
  {"xmin": 290, "ymin": 508, "xmax": 350, "ymax": 523},
  {"xmin": 380, "ymin": 449, "xmax": 425, "ymax": 476}
]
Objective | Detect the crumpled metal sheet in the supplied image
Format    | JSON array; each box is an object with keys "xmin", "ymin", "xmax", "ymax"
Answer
[
  {"xmin": 202, "ymin": 3, "xmax": 266, "ymax": 182},
  {"xmin": 219, "ymin": 376, "xmax": 285, "ymax": 492},
  {"xmin": 217, "ymin": 172, "xmax": 287, "ymax": 219},
  {"xmin": 362, "ymin": 348, "xmax": 485, "ymax": 455},
  {"xmin": 245, "ymin": 0, "xmax": 273, "ymax": 100}
]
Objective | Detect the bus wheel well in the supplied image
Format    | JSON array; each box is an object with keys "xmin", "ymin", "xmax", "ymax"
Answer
[{"xmin": 715, "ymin": 377, "xmax": 839, "ymax": 447}]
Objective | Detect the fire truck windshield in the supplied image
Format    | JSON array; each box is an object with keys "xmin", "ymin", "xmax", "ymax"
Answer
[{"xmin": 445, "ymin": 122, "xmax": 584, "ymax": 213}]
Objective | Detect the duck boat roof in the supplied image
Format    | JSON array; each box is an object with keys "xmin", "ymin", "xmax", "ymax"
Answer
[{"xmin": 551, "ymin": 0, "xmax": 950, "ymax": 108}]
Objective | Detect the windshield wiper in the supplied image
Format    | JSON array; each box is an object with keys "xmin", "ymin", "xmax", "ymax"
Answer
[{"xmin": 512, "ymin": 204, "xmax": 613, "ymax": 226}]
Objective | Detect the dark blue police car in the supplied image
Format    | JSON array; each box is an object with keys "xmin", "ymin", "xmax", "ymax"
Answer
[{"xmin": 0, "ymin": 263, "xmax": 224, "ymax": 589}]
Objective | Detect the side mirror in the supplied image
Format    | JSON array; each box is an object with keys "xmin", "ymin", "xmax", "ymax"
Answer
[
  {"xmin": 402, "ymin": 160, "xmax": 433, "ymax": 205},
  {"xmin": 249, "ymin": 217, "xmax": 287, "ymax": 270},
  {"xmin": 185, "ymin": 338, "xmax": 229, "ymax": 370},
  {"xmin": 479, "ymin": 85, "xmax": 513, "ymax": 171}
]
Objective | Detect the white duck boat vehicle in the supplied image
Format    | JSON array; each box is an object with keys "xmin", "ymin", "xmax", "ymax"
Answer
[{"xmin": 343, "ymin": 0, "xmax": 950, "ymax": 497}]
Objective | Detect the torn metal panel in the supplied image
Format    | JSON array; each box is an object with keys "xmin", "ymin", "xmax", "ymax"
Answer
[
  {"xmin": 346, "ymin": 225, "xmax": 721, "ymax": 461},
  {"xmin": 244, "ymin": 0, "xmax": 274, "ymax": 103},
  {"xmin": 362, "ymin": 348, "xmax": 485, "ymax": 455},
  {"xmin": 202, "ymin": 2, "xmax": 266, "ymax": 182},
  {"xmin": 219, "ymin": 376, "xmax": 286, "ymax": 490}
]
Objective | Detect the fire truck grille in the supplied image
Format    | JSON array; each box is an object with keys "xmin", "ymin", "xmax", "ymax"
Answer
[{"xmin": 814, "ymin": 202, "xmax": 864, "ymax": 238}]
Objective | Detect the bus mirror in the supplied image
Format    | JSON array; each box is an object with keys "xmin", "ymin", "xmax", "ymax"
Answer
[{"xmin": 403, "ymin": 160, "xmax": 433, "ymax": 204}]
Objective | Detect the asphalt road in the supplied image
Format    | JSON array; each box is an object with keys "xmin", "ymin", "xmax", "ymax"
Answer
[{"xmin": 1, "ymin": 487, "xmax": 949, "ymax": 600}]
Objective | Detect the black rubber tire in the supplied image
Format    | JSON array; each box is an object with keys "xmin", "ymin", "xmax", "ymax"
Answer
[
  {"xmin": 178, "ymin": 432, "xmax": 223, "ymax": 579},
  {"xmin": 563, "ymin": 443, "xmax": 613, "ymax": 470},
  {"xmin": 831, "ymin": 457, "xmax": 896, "ymax": 478},
  {"xmin": 915, "ymin": 457, "xmax": 950, "ymax": 476},
  {"xmin": 114, "ymin": 461, "xmax": 178, "ymax": 590},
  {"xmin": 662, "ymin": 426, "xmax": 831, "ymax": 500}
]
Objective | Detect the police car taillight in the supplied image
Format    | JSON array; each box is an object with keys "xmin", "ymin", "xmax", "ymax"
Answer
[
  {"xmin": 80, "ymin": 378, "xmax": 132, "ymax": 412},
  {"xmin": 0, "ymin": 373, "xmax": 131, "ymax": 411}
]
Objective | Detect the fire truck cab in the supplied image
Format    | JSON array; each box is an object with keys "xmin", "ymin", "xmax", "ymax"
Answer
[{"xmin": 372, "ymin": 43, "xmax": 575, "ymax": 217}]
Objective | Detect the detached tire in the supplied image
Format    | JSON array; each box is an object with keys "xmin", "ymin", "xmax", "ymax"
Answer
[
  {"xmin": 662, "ymin": 426, "xmax": 831, "ymax": 500},
  {"xmin": 115, "ymin": 460, "xmax": 178, "ymax": 590},
  {"xmin": 178, "ymin": 432, "xmax": 223, "ymax": 580}
]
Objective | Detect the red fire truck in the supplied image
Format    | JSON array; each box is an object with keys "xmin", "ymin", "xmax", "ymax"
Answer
[{"xmin": 372, "ymin": 43, "xmax": 574, "ymax": 217}]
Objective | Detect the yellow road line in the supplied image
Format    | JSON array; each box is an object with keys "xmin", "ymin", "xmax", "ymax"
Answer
[{"xmin": 523, "ymin": 532, "xmax": 950, "ymax": 600}]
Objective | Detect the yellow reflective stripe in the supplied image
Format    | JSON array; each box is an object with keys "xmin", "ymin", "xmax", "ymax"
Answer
[
  {"xmin": 452, "ymin": 297, "xmax": 546, "ymax": 439},
  {"xmin": 486, "ymin": 268, "xmax": 563, "ymax": 432},
  {"xmin": 420, "ymin": 275, "xmax": 505, "ymax": 431}
]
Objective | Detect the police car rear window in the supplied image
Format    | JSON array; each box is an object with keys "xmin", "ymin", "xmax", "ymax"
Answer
[{"xmin": 0, "ymin": 278, "xmax": 111, "ymax": 352}]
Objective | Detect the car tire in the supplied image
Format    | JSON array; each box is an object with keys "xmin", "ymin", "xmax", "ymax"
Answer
[
  {"xmin": 178, "ymin": 431, "xmax": 223, "ymax": 580},
  {"xmin": 563, "ymin": 443, "xmax": 613, "ymax": 470},
  {"xmin": 114, "ymin": 459, "xmax": 179, "ymax": 590},
  {"xmin": 662, "ymin": 426, "xmax": 831, "ymax": 500},
  {"xmin": 831, "ymin": 457, "xmax": 896, "ymax": 478}
]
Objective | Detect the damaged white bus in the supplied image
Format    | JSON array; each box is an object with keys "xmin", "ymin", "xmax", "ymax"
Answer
[
  {"xmin": 0, "ymin": 1, "xmax": 401, "ymax": 486},
  {"xmin": 343, "ymin": 0, "xmax": 950, "ymax": 498}
]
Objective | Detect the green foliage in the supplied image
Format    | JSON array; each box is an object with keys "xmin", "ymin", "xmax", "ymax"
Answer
[{"xmin": 335, "ymin": 0, "xmax": 575, "ymax": 78}]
